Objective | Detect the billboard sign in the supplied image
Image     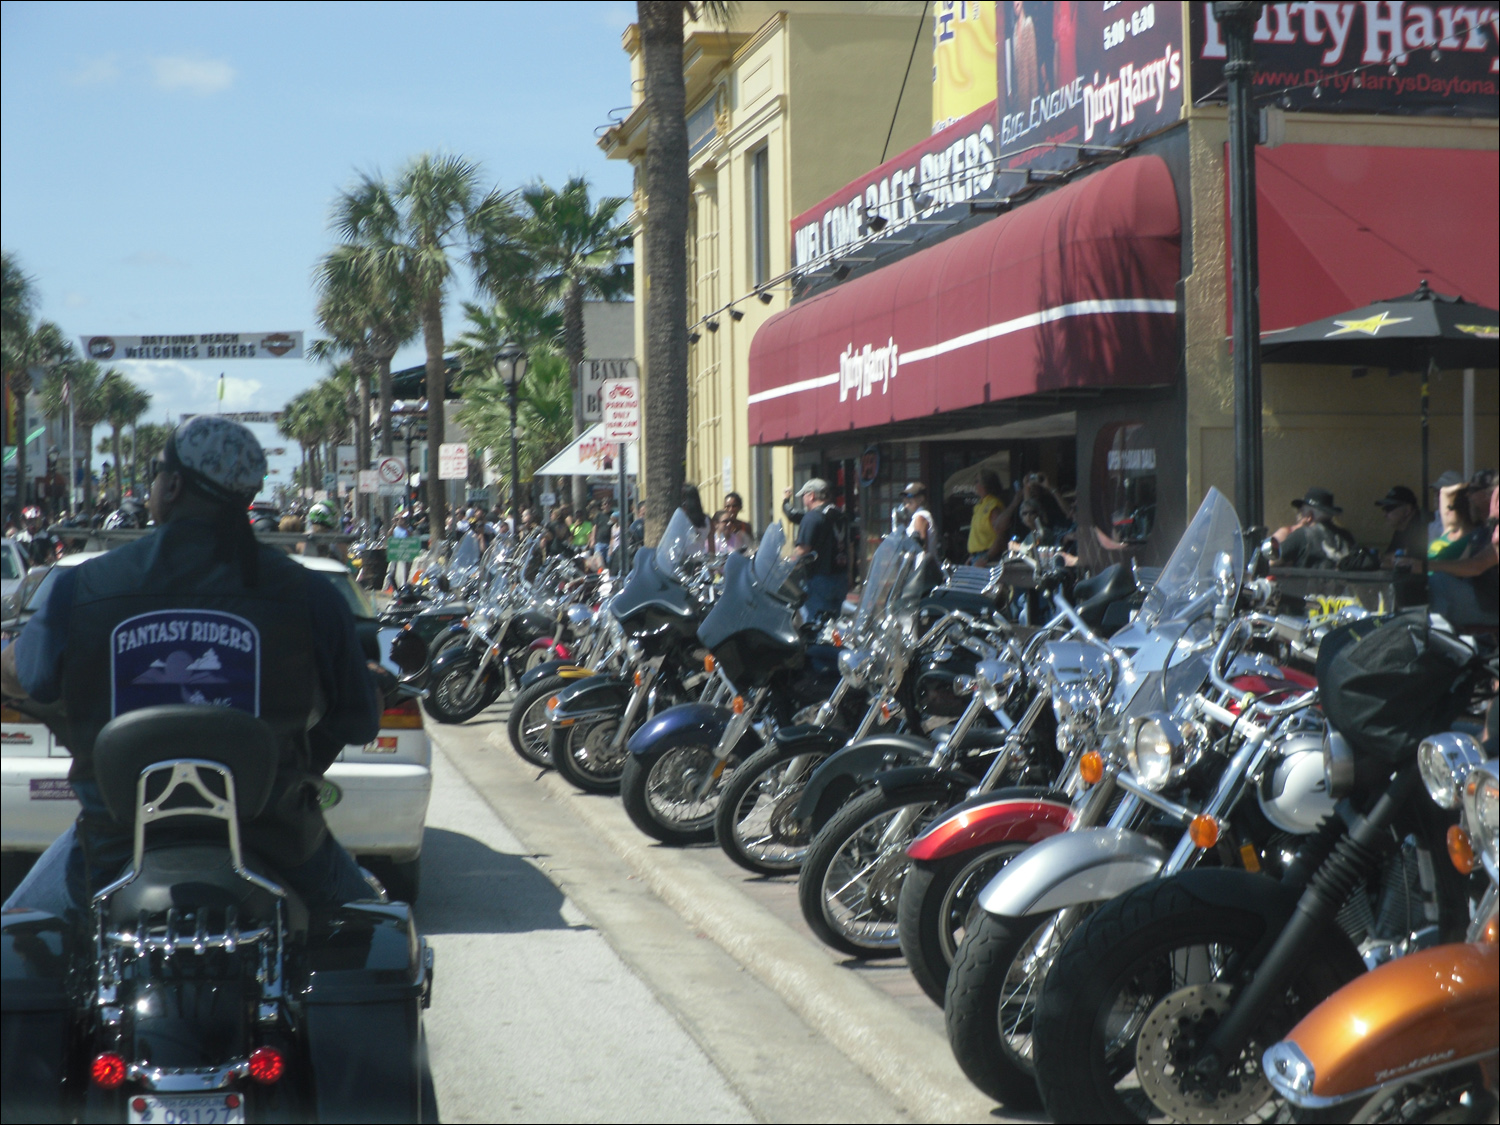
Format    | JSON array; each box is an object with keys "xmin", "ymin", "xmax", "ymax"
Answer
[
  {"xmin": 80, "ymin": 332, "xmax": 304, "ymax": 361},
  {"xmin": 996, "ymin": 1, "xmax": 1184, "ymax": 171},
  {"xmin": 579, "ymin": 358, "xmax": 640, "ymax": 422},
  {"xmin": 933, "ymin": 1, "xmax": 998, "ymax": 132},
  {"xmin": 1189, "ymin": 2, "xmax": 1498, "ymax": 117}
]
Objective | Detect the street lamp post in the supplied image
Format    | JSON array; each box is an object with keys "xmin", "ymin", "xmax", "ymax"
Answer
[
  {"xmin": 496, "ymin": 342, "xmax": 529, "ymax": 530},
  {"xmin": 1215, "ymin": 0, "xmax": 1267, "ymax": 531}
]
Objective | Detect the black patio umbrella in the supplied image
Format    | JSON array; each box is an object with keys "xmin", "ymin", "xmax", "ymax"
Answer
[{"xmin": 1260, "ymin": 281, "xmax": 1499, "ymax": 513}]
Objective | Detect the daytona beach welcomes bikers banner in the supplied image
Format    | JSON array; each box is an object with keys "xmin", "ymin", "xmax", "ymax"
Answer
[
  {"xmin": 1189, "ymin": 2, "xmax": 1498, "ymax": 116},
  {"xmin": 79, "ymin": 331, "xmax": 304, "ymax": 361}
]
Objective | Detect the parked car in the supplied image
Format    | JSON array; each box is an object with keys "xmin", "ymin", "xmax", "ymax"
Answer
[
  {"xmin": 1, "ymin": 552, "xmax": 432, "ymax": 902},
  {"xmin": 0, "ymin": 539, "xmax": 27, "ymax": 604}
]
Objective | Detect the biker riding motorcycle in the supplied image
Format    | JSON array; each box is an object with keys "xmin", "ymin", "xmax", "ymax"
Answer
[
  {"xmin": 0, "ymin": 416, "xmax": 381, "ymax": 915},
  {"xmin": 15, "ymin": 504, "xmax": 59, "ymax": 566}
]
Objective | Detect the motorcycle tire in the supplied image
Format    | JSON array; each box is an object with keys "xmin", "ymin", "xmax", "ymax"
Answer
[
  {"xmin": 943, "ymin": 907, "xmax": 1080, "ymax": 1110},
  {"xmin": 423, "ymin": 656, "xmax": 498, "ymax": 725},
  {"xmin": 506, "ymin": 675, "xmax": 567, "ymax": 768},
  {"xmin": 550, "ymin": 713, "xmax": 629, "ymax": 794},
  {"xmin": 796, "ymin": 787, "xmax": 944, "ymax": 959},
  {"xmin": 714, "ymin": 741, "xmax": 830, "ymax": 876},
  {"xmin": 620, "ymin": 741, "xmax": 738, "ymax": 846},
  {"xmin": 1032, "ymin": 878, "xmax": 1364, "ymax": 1124},
  {"xmin": 898, "ymin": 842, "xmax": 1030, "ymax": 1007}
]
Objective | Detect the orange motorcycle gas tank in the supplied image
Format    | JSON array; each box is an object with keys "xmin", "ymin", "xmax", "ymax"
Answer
[{"xmin": 1284, "ymin": 941, "xmax": 1498, "ymax": 1101}]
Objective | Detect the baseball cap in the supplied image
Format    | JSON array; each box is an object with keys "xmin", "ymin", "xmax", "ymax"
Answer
[
  {"xmin": 1431, "ymin": 471, "xmax": 1464, "ymax": 490},
  {"xmin": 164, "ymin": 416, "xmax": 267, "ymax": 503},
  {"xmin": 901, "ymin": 481, "xmax": 928, "ymax": 497},
  {"xmin": 1375, "ymin": 486, "xmax": 1418, "ymax": 509}
]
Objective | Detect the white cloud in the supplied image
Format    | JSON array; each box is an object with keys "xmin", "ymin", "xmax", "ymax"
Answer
[
  {"xmin": 64, "ymin": 292, "xmax": 87, "ymax": 309},
  {"xmin": 66, "ymin": 54, "xmax": 121, "ymax": 85},
  {"xmin": 150, "ymin": 54, "xmax": 235, "ymax": 95}
]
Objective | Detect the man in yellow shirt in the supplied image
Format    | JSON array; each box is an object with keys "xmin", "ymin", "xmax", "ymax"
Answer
[{"xmin": 968, "ymin": 470, "xmax": 1018, "ymax": 565}]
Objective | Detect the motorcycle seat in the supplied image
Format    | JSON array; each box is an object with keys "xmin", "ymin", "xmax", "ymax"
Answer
[
  {"xmin": 103, "ymin": 842, "xmax": 309, "ymax": 935},
  {"xmin": 922, "ymin": 589, "xmax": 997, "ymax": 618}
]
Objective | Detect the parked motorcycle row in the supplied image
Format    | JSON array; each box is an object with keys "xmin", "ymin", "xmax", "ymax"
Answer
[{"xmin": 411, "ymin": 490, "xmax": 1497, "ymax": 1124}]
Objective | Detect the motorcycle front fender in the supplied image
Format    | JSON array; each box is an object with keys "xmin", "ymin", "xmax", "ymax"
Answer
[
  {"xmin": 547, "ymin": 676, "xmax": 631, "ymax": 724},
  {"xmin": 793, "ymin": 733, "xmax": 935, "ymax": 833},
  {"xmin": 976, "ymin": 827, "xmax": 1167, "ymax": 917},
  {"xmin": 907, "ymin": 789, "xmax": 1074, "ymax": 863},
  {"xmin": 626, "ymin": 702, "xmax": 731, "ymax": 756},
  {"xmin": 429, "ymin": 641, "xmax": 486, "ymax": 681},
  {"xmin": 1267, "ymin": 941, "xmax": 1498, "ymax": 1109},
  {"xmin": 511, "ymin": 610, "xmax": 556, "ymax": 644},
  {"xmin": 871, "ymin": 765, "xmax": 978, "ymax": 807}
]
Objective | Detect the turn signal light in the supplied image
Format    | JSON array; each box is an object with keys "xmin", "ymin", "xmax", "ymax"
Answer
[
  {"xmin": 1189, "ymin": 814, "xmax": 1221, "ymax": 850},
  {"xmin": 634, "ymin": 671, "xmax": 643, "ymax": 687},
  {"xmin": 1239, "ymin": 842, "xmax": 1261, "ymax": 872},
  {"xmin": 831, "ymin": 629, "xmax": 843, "ymax": 647},
  {"xmin": 382, "ymin": 700, "xmax": 423, "ymax": 729},
  {"xmin": 547, "ymin": 696, "xmax": 560, "ymax": 710},
  {"xmin": 1079, "ymin": 751, "xmax": 1104, "ymax": 785},
  {"xmin": 732, "ymin": 695, "xmax": 746, "ymax": 714},
  {"xmin": 704, "ymin": 654, "xmax": 717, "ymax": 673},
  {"xmin": 1482, "ymin": 914, "xmax": 1498, "ymax": 946},
  {"xmin": 91, "ymin": 1052, "xmax": 127, "ymax": 1088},
  {"xmin": 1448, "ymin": 824, "xmax": 1476, "ymax": 875},
  {"xmin": 248, "ymin": 1046, "xmax": 285, "ymax": 1085}
]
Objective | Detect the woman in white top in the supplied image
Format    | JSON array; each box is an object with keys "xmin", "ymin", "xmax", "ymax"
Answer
[{"xmin": 901, "ymin": 481, "xmax": 934, "ymax": 549}]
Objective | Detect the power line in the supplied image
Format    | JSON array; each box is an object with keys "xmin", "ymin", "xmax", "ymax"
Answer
[{"xmin": 882, "ymin": 1, "xmax": 930, "ymax": 165}]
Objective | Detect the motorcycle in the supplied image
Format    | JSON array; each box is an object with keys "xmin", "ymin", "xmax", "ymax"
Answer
[
  {"xmin": 0, "ymin": 705, "xmax": 435, "ymax": 1124},
  {"xmin": 505, "ymin": 600, "xmax": 625, "ymax": 769},
  {"xmin": 1265, "ymin": 743, "xmax": 1497, "ymax": 1123},
  {"xmin": 544, "ymin": 510, "xmax": 718, "ymax": 794},
  {"xmin": 618, "ymin": 524, "xmax": 839, "ymax": 845},
  {"xmin": 1029, "ymin": 608, "xmax": 1488, "ymax": 1122}
]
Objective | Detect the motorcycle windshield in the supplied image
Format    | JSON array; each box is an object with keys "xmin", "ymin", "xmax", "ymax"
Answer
[
  {"xmin": 452, "ymin": 530, "xmax": 483, "ymax": 570},
  {"xmin": 751, "ymin": 524, "xmax": 797, "ymax": 593},
  {"xmin": 696, "ymin": 538, "xmax": 801, "ymax": 678},
  {"xmin": 655, "ymin": 508, "xmax": 706, "ymax": 584},
  {"xmin": 854, "ymin": 535, "xmax": 911, "ymax": 639},
  {"xmin": 1138, "ymin": 487, "xmax": 1242, "ymax": 629}
]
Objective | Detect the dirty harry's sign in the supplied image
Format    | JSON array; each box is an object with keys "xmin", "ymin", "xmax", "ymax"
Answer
[
  {"xmin": 1189, "ymin": 2, "xmax": 1498, "ymax": 116},
  {"xmin": 80, "ymin": 331, "xmax": 304, "ymax": 361},
  {"xmin": 996, "ymin": 1, "xmax": 1185, "ymax": 172}
]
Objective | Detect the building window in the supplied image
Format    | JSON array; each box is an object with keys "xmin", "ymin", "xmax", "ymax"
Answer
[
  {"xmin": 1092, "ymin": 422, "xmax": 1157, "ymax": 545},
  {"xmin": 750, "ymin": 146, "xmax": 770, "ymax": 287}
]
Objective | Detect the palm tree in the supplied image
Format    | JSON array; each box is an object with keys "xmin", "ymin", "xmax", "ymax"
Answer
[
  {"xmin": 332, "ymin": 154, "xmax": 518, "ymax": 535},
  {"xmin": 130, "ymin": 421, "xmax": 173, "ymax": 486},
  {"xmin": 40, "ymin": 358, "xmax": 107, "ymax": 513},
  {"xmin": 2, "ymin": 254, "xmax": 39, "ymax": 524},
  {"xmin": 98, "ymin": 372, "xmax": 152, "ymax": 501},
  {"xmin": 511, "ymin": 177, "xmax": 632, "ymax": 507}
]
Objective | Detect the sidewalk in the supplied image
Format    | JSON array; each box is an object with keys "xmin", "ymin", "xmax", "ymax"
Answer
[{"xmin": 430, "ymin": 707, "xmax": 1015, "ymax": 1125}]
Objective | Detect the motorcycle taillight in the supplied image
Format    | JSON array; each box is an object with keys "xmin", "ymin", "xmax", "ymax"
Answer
[{"xmin": 382, "ymin": 699, "xmax": 423, "ymax": 729}]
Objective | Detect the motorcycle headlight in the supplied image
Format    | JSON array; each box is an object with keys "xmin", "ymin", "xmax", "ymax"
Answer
[
  {"xmin": 565, "ymin": 605, "xmax": 595, "ymax": 630},
  {"xmin": 1461, "ymin": 763, "xmax": 1499, "ymax": 873},
  {"xmin": 1418, "ymin": 732, "xmax": 1486, "ymax": 809},
  {"xmin": 974, "ymin": 658, "xmax": 1021, "ymax": 715},
  {"xmin": 1127, "ymin": 713, "xmax": 1181, "ymax": 791},
  {"xmin": 838, "ymin": 647, "xmax": 874, "ymax": 687}
]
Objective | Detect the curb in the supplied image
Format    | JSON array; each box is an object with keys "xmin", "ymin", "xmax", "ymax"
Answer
[{"xmin": 482, "ymin": 729, "xmax": 997, "ymax": 1125}]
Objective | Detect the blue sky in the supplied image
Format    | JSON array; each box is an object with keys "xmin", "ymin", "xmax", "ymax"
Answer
[{"xmin": 1, "ymin": 0, "xmax": 637, "ymax": 482}]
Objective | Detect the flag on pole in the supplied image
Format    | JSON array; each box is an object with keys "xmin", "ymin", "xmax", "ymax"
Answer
[{"xmin": 217, "ymin": 374, "xmax": 226, "ymax": 402}]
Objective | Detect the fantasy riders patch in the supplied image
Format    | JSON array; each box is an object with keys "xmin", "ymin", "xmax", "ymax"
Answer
[{"xmin": 110, "ymin": 610, "xmax": 261, "ymax": 718}]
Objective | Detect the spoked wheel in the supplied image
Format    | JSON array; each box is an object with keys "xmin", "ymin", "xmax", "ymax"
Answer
[
  {"xmin": 898, "ymin": 842, "xmax": 1030, "ymax": 1006},
  {"xmin": 550, "ymin": 714, "xmax": 629, "ymax": 793},
  {"xmin": 620, "ymin": 742, "xmax": 738, "ymax": 845},
  {"xmin": 797, "ymin": 787, "xmax": 943, "ymax": 958},
  {"xmin": 944, "ymin": 906, "xmax": 1084, "ymax": 1110},
  {"xmin": 505, "ymin": 675, "xmax": 566, "ymax": 768},
  {"xmin": 1033, "ymin": 880, "xmax": 1363, "ymax": 1124},
  {"xmin": 1310, "ymin": 1067, "xmax": 1497, "ymax": 1124},
  {"xmin": 423, "ymin": 657, "xmax": 496, "ymax": 724},
  {"xmin": 714, "ymin": 743, "xmax": 830, "ymax": 875}
]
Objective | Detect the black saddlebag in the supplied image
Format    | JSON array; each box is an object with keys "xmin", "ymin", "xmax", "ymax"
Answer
[
  {"xmin": 303, "ymin": 901, "xmax": 432, "ymax": 1124},
  {"xmin": 1, "ymin": 909, "xmax": 72, "ymax": 1124}
]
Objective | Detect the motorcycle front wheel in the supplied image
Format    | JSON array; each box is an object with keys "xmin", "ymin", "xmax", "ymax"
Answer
[
  {"xmin": 1032, "ymin": 879, "xmax": 1363, "ymax": 1124},
  {"xmin": 796, "ymin": 787, "xmax": 944, "ymax": 958},
  {"xmin": 714, "ymin": 742, "xmax": 829, "ymax": 875},
  {"xmin": 898, "ymin": 842, "xmax": 1030, "ymax": 1007},
  {"xmin": 423, "ymin": 656, "xmax": 497, "ymax": 724},
  {"xmin": 506, "ymin": 675, "xmax": 568, "ymax": 768},
  {"xmin": 620, "ymin": 741, "xmax": 740, "ymax": 846},
  {"xmin": 550, "ymin": 714, "xmax": 629, "ymax": 793}
]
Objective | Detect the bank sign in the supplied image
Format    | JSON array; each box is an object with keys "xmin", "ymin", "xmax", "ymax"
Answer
[
  {"xmin": 81, "ymin": 331, "xmax": 304, "ymax": 361},
  {"xmin": 1189, "ymin": 2, "xmax": 1499, "ymax": 116}
]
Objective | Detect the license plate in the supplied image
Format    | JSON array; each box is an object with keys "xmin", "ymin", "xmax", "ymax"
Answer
[{"xmin": 128, "ymin": 1093, "xmax": 246, "ymax": 1124}]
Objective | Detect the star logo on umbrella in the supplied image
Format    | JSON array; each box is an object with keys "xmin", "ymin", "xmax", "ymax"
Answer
[{"xmin": 1324, "ymin": 310, "xmax": 1414, "ymax": 337}]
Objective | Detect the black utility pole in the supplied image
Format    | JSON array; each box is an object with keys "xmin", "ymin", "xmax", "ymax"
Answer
[
  {"xmin": 507, "ymin": 380, "xmax": 522, "ymax": 528},
  {"xmin": 1216, "ymin": 1, "xmax": 1266, "ymax": 530}
]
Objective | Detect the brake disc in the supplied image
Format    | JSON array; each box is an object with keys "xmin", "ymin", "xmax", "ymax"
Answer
[{"xmin": 1134, "ymin": 983, "xmax": 1275, "ymax": 1124}]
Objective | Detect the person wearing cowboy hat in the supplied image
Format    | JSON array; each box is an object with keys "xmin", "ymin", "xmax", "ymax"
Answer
[{"xmin": 1274, "ymin": 487, "xmax": 1357, "ymax": 569}]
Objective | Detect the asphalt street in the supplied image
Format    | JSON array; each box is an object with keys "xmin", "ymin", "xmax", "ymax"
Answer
[{"xmin": 420, "ymin": 703, "xmax": 1016, "ymax": 1125}]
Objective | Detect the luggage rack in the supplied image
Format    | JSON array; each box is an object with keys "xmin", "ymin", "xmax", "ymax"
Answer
[{"xmin": 105, "ymin": 906, "xmax": 273, "ymax": 955}]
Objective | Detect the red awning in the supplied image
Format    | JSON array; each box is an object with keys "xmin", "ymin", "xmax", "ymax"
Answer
[
  {"xmin": 748, "ymin": 155, "xmax": 1181, "ymax": 444},
  {"xmin": 1244, "ymin": 144, "xmax": 1500, "ymax": 335}
]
